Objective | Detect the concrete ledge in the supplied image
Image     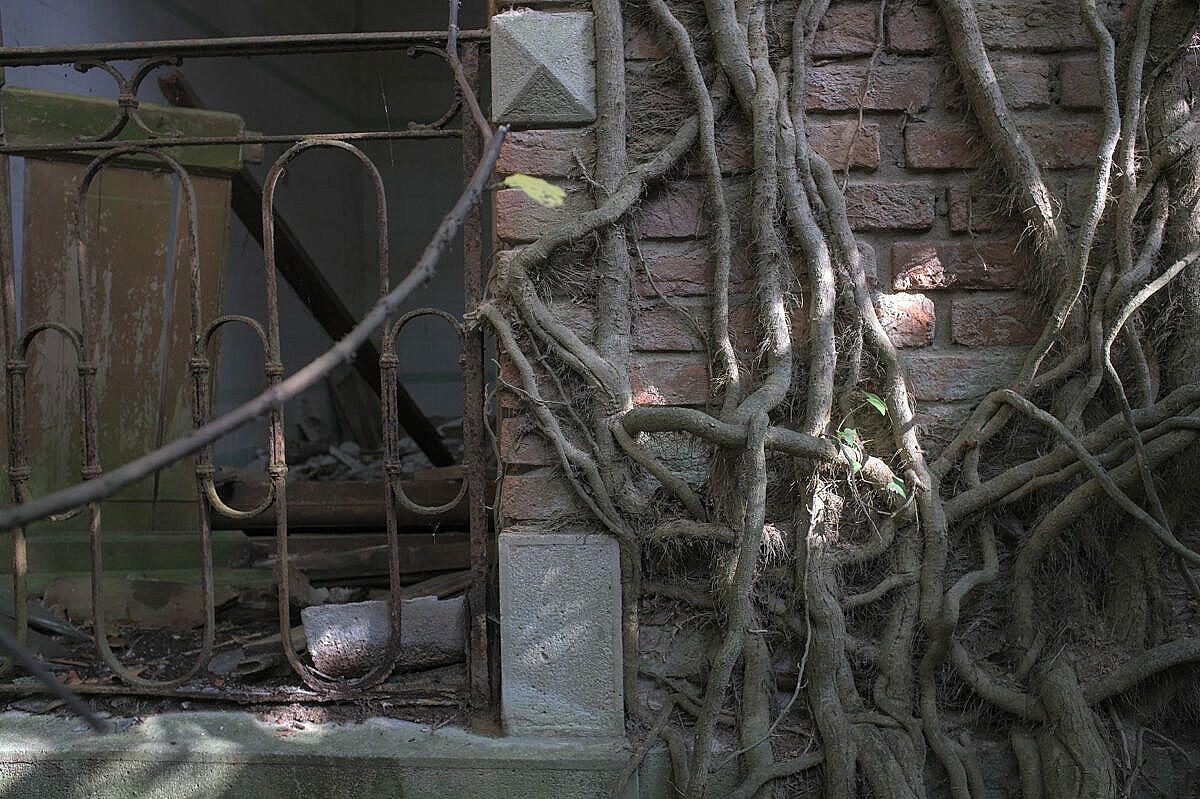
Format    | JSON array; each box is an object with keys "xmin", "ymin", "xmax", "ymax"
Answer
[{"xmin": 0, "ymin": 711, "xmax": 635, "ymax": 798}]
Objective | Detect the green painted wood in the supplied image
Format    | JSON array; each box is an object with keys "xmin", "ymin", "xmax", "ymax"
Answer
[
  {"xmin": 1, "ymin": 86, "xmax": 243, "ymax": 174},
  {"xmin": 0, "ymin": 530, "xmax": 252, "ymax": 577}
]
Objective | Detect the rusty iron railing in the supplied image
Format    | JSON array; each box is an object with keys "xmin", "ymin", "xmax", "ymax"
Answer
[{"xmin": 0, "ymin": 26, "xmax": 494, "ymax": 711}]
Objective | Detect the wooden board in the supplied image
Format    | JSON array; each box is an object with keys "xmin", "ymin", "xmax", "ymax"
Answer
[
  {"xmin": 19, "ymin": 159, "xmax": 231, "ymax": 531},
  {"xmin": 1, "ymin": 86, "xmax": 243, "ymax": 175}
]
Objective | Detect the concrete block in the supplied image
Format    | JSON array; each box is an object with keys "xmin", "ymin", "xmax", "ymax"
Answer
[
  {"xmin": 492, "ymin": 11, "xmax": 596, "ymax": 125},
  {"xmin": 301, "ymin": 596, "xmax": 464, "ymax": 677},
  {"xmin": 500, "ymin": 531, "xmax": 624, "ymax": 737}
]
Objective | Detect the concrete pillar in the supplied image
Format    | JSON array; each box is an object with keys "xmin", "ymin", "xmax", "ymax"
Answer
[{"xmin": 499, "ymin": 532, "xmax": 624, "ymax": 737}]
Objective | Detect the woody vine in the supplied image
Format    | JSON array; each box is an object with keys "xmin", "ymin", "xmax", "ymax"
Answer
[
  {"xmin": 0, "ymin": 0, "xmax": 1196, "ymax": 796},
  {"xmin": 479, "ymin": 0, "xmax": 1200, "ymax": 797}
]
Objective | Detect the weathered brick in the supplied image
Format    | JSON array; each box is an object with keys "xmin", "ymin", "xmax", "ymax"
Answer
[
  {"xmin": 806, "ymin": 63, "xmax": 930, "ymax": 112},
  {"xmin": 500, "ymin": 415, "xmax": 554, "ymax": 466},
  {"xmin": 809, "ymin": 120, "xmax": 881, "ymax": 171},
  {"xmin": 637, "ymin": 121, "xmax": 757, "ymax": 175},
  {"xmin": 551, "ymin": 300, "xmax": 596, "ymax": 343},
  {"xmin": 994, "ymin": 55, "xmax": 1052, "ymax": 110},
  {"xmin": 892, "ymin": 240, "xmax": 1029, "ymax": 290},
  {"xmin": 901, "ymin": 349, "xmax": 1026, "ymax": 401},
  {"xmin": 630, "ymin": 354, "xmax": 710, "ymax": 406},
  {"xmin": 495, "ymin": 185, "xmax": 593, "ymax": 243},
  {"xmin": 636, "ymin": 241, "xmax": 709, "ymax": 297},
  {"xmin": 633, "ymin": 303, "xmax": 706, "ymax": 352},
  {"xmin": 813, "ymin": 2, "xmax": 879, "ymax": 58},
  {"xmin": 714, "ymin": 119, "xmax": 754, "ymax": 174},
  {"xmin": 501, "ymin": 469, "xmax": 587, "ymax": 521},
  {"xmin": 887, "ymin": 3, "xmax": 945, "ymax": 54},
  {"xmin": 951, "ymin": 293, "xmax": 1039, "ymax": 346},
  {"xmin": 914, "ymin": 401, "xmax": 976, "ymax": 451},
  {"xmin": 877, "ymin": 292, "xmax": 935, "ymax": 347},
  {"xmin": 730, "ymin": 297, "xmax": 806, "ymax": 350},
  {"xmin": 624, "ymin": 14, "xmax": 668, "ymax": 60},
  {"xmin": 858, "ymin": 241, "xmax": 879, "ymax": 287},
  {"xmin": 978, "ymin": 0, "xmax": 1093, "ymax": 52},
  {"xmin": 948, "ymin": 185, "xmax": 1017, "ymax": 232},
  {"xmin": 1022, "ymin": 118, "xmax": 1101, "ymax": 169},
  {"xmin": 1059, "ymin": 55, "xmax": 1103, "ymax": 109},
  {"xmin": 633, "ymin": 181, "xmax": 706, "ymax": 239},
  {"xmin": 496, "ymin": 129, "xmax": 594, "ymax": 177},
  {"xmin": 844, "ymin": 183, "xmax": 935, "ymax": 231},
  {"xmin": 635, "ymin": 241, "xmax": 754, "ymax": 298},
  {"xmin": 706, "ymin": 119, "xmax": 880, "ymax": 173},
  {"xmin": 905, "ymin": 123, "xmax": 983, "ymax": 170},
  {"xmin": 907, "ymin": 120, "xmax": 1102, "ymax": 171}
]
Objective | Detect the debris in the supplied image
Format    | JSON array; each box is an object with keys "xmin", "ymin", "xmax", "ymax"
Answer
[
  {"xmin": 252, "ymin": 534, "xmax": 470, "ymax": 582},
  {"xmin": 0, "ymin": 586, "xmax": 88, "ymax": 640},
  {"xmin": 42, "ymin": 577, "xmax": 238, "ymax": 632},
  {"xmin": 301, "ymin": 596, "xmax": 464, "ymax": 678},
  {"xmin": 206, "ymin": 647, "xmax": 245, "ymax": 676}
]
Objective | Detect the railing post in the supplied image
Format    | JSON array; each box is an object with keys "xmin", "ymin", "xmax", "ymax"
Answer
[{"xmin": 460, "ymin": 40, "xmax": 495, "ymax": 722}]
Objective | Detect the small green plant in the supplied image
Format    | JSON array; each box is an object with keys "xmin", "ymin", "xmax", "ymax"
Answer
[{"xmin": 836, "ymin": 391, "xmax": 905, "ymax": 498}]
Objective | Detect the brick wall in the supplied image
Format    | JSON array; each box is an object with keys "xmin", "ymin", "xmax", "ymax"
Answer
[{"xmin": 492, "ymin": 0, "xmax": 1106, "ymax": 517}]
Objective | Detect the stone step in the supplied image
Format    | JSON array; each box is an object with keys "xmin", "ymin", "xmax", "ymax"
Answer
[{"xmin": 0, "ymin": 711, "xmax": 636, "ymax": 798}]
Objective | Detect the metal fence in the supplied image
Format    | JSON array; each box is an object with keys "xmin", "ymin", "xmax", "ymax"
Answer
[{"xmin": 0, "ymin": 26, "xmax": 494, "ymax": 713}]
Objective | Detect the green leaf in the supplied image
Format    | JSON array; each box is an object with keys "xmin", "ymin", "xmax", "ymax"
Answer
[
  {"xmin": 851, "ymin": 457, "xmax": 863, "ymax": 474},
  {"xmin": 885, "ymin": 477, "xmax": 907, "ymax": 498},
  {"xmin": 500, "ymin": 174, "xmax": 567, "ymax": 208},
  {"xmin": 864, "ymin": 391, "xmax": 888, "ymax": 416},
  {"xmin": 837, "ymin": 428, "xmax": 858, "ymax": 448}
]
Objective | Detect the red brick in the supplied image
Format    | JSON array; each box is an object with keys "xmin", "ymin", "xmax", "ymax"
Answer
[
  {"xmin": 633, "ymin": 303, "xmax": 706, "ymax": 352},
  {"xmin": 635, "ymin": 241, "xmax": 720, "ymax": 297},
  {"xmin": 948, "ymin": 185, "xmax": 1017, "ymax": 233},
  {"xmin": 714, "ymin": 119, "xmax": 754, "ymax": 174},
  {"xmin": 809, "ymin": 120, "xmax": 881, "ymax": 171},
  {"xmin": 495, "ymin": 129, "xmax": 594, "ymax": 177},
  {"xmin": 1022, "ymin": 116, "xmax": 1099, "ymax": 167},
  {"xmin": 624, "ymin": 15, "xmax": 668, "ymax": 60},
  {"xmin": 626, "ymin": 61, "xmax": 688, "ymax": 121},
  {"xmin": 630, "ymin": 354, "xmax": 710, "ymax": 406},
  {"xmin": 551, "ymin": 301, "xmax": 595, "ymax": 343},
  {"xmin": 633, "ymin": 181, "xmax": 706, "ymax": 239},
  {"xmin": 887, "ymin": 4, "xmax": 945, "ymax": 54},
  {"xmin": 857, "ymin": 241, "xmax": 879, "ymax": 287},
  {"xmin": 1022, "ymin": 119, "xmax": 1101, "ymax": 169},
  {"xmin": 901, "ymin": 349, "xmax": 1026, "ymax": 401},
  {"xmin": 501, "ymin": 469, "xmax": 587, "ymax": 521},
  {"xmin": 844, "ymin": 183, "xmax": 935, "ymax": 231},
  {"xmin": 994, "ymin": 55, "xmax": 1052, "ymax": 110},
  {"xmin": 914, "ymin": 401, "xmax": 976, "ymax": 451},
  {"xmin": 978, "ymin": 0, "xmax": 1093, "ymax": 52},
  {"xmin": 730, "ymin": 297, "xmax": 806, "ymax": 350},
  {"xmin": 892, "ymin": 240, "xmax": 1029, "ymax": 290},
  {"xmin": 813, "ymin": 2, "xmax": 879, "ymax": 58},
  {"xmin": 500, "ymin": 415, "xmax": 554, "ymax": 467},
  {"xmin": 951, "ymin": 293, "xmax": 1039, "ymax": 347},
  {"xmin": 877, "ymin": 292, "xmax": 935, "ymax": 348},
  {"xmin": 907, "ymin": 120, "xmax": 1101, "ymax": 171},
  {"xmin": 905, "ymin": 123, "xmax": 983, "ymax": 170},
  {"xmin": 805, "ymin": 63, "xmax": 930, "ymax": 112},
  {"xmin": 498, "ymin": 351, "xmax": 522, "ymax": 410},
  {"xmin": 1059, "ymin": 55, "xmax": 1103, "ymax": 109},
  {"xmin": 495, "ymin": 185, "xmax": 593, "ymax": 243}
]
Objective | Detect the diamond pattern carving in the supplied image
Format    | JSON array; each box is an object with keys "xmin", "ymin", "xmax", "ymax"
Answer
[{"xmin": 492, "ymin": 11, "xmax": 596, "ymax": 125}]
